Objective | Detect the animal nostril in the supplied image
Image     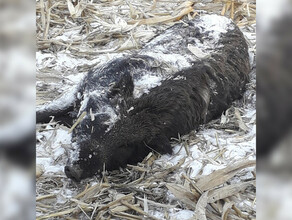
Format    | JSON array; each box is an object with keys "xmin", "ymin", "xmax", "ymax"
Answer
[
  {"xmin": 65, "ymin": 166, "xmax": 71, "ymax": 173},
  {"xmin": 64, "ymin": 165, "xmax": 82, "ymax": 182},
  {"xmin": 64, "ymin": 166, "xmax": 73, "ymax": 177}
]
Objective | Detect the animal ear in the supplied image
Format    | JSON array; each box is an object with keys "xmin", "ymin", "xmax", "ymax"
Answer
[{"xmin": 149, "ymin": 134, "xmax": 172, "ymax": 154}]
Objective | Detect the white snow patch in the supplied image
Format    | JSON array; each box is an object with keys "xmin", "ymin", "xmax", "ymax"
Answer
[
  {"xmin": 65, "ymin": 72, "xmax": 85, "ymax": 84},
  {"xmin": 54, "ymin": 52, "xmax": 93, "ymax": 72},
  {"xmin": 37, "ymin": 127, "xmax": 72, "ymax": 174},
  {"xmin": 141, "ymin": 52, "xmax": 192, "ymax": 71},
  {"xmin": 190, "ymin": 14, "xmax": 233, "ymax": 53},
  {"xmin": 202, "ymin": 163, "xmax": 226, "ymax": 175},
  {"xmin": 188, "ymin": 160, "xmax": 203, "ymax": 178},
  {"xmin": 170, "ymin": 210, "xmax": 194, "ymax": 220},
  {"xmin": 36, "ymin": 51, "xmax": 56, "ymax": 69},
  {"xmin": 151, "ymin": 209, "xmax": 195, "ymax": 220},
  {"xmin": 37, "ymin": 84, "xmax": 78, "ymax": 113},
  {"xmin": 55, "ymin": 28, "xmax": 83, "ymax": 41},
  {"xmin": 36, "ymin": 51, "xmax": 117, "ymax": 74},
  {"xmin": 187, "ymin": 44, "xmax": 210, "ymax": 59},
  {"xmin": 173, "ymin": 75, "xmax": 187, "ymax": 80},
  {"xmin": 133, "ymin": 74, "xmax": 162, "ymax": 98},
  {"xmin": 199, "ymin": 14, "xmax": 233, "ymax": 40},
  {"xmin": 103, "ymin": 105, "xmax": 120, "ymax": 130}
]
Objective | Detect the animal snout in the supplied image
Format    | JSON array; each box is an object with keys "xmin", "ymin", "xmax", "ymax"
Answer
[{"xmin": 64, "ymin": 165, "xmax": 82, "ymax": 182}]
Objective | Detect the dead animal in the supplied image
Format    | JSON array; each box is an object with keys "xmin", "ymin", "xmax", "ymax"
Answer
[{"xmin": 37, "ymin": 15, "xmax": 250, "ymax": 182}]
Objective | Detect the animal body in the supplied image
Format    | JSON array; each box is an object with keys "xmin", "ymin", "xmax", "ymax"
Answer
[{"xmin": 37, "ymin": 15, "xmax": 250, "ymax": 182}]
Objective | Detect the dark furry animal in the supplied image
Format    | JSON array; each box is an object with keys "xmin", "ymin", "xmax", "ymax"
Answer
[{"xmin": 37, "ymin": 15, "xmax": 250, "ymax": 182}]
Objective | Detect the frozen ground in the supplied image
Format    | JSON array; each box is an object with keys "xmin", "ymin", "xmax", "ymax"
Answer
[{"xmin": 36, "ymin": 1, "xmax": 256, "ymax": 219}]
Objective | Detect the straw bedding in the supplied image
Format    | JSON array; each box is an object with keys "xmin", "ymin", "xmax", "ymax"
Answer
[{"xmin": 36, "ymin": 0, "xmax": 256, "ymax": 219}]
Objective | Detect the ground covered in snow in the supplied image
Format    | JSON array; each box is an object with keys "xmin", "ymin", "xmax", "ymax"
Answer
[{"xmin": 36, "ymin": 0, "xmax": 256, "ymax": 219}]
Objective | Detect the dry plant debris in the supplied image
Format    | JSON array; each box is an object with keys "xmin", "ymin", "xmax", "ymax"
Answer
[{"xmin": 36, "ymin": 0, "xmax": 256, "ymax": 219}]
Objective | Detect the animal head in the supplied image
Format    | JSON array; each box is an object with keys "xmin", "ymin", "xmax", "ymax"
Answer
[
  {"xmin": 64, "ymin": 139, "xmax": 135, "ymax": 182},
  {"xmin": 64, "ymin": 114, "xmax": 172, "ymax": 181}
]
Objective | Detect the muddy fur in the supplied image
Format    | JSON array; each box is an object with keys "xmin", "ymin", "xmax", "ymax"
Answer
[{"xmin": 37, "ymin": 15, "xmax": 250, "ymax": 181}]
